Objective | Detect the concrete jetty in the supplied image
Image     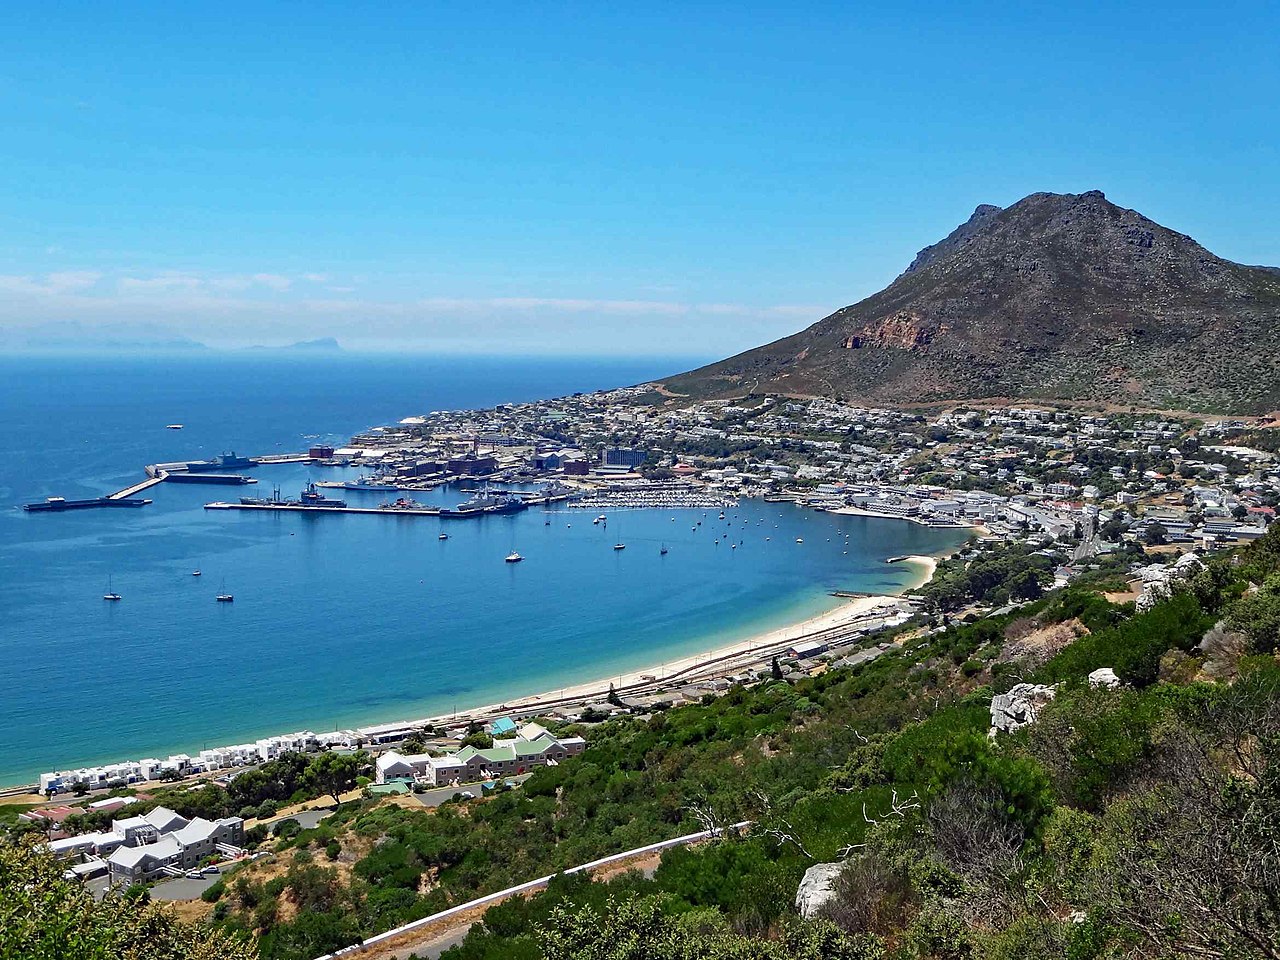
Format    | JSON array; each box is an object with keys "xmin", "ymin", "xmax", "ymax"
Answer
[
  {"xmin": 108, "ymin": 473, "xmax": 168, "ymax": 500},
  {"xmin": 205, "ymin": 502, "xmax": 443, "ymax": 517}
]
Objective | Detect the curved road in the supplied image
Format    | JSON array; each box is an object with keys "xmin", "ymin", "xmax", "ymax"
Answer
[{"xmin": 314, "ymin": 821, "xmax": 752, "ymax": 960}]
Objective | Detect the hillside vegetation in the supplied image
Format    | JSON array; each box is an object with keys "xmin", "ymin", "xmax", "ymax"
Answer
[{"xmin": 6, "ymin": 528, "xmax": 1280, "ymax": 959}]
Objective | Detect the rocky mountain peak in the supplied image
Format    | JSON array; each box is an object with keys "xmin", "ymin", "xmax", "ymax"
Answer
[{"xmin": 664, "ymin": 191, "xmax": 1280, "ymax": 413}]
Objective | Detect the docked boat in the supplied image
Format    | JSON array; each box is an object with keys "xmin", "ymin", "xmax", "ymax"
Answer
[
  {"xmin": 504, "ymin": 552, "xmax": 523, "ymax": 563},
  {"xmin": 315, "ymin": 475, "xmax": 401, "ymax": 492},
  {"xmin": 239, "ymin": 483, "xmax": 347, "ymax": 508},
  {"xmin": 377, "ymin": 497, "xmax": 423, "ymax": 511},
  {"xmin": 439, "ymin": 490, "xmax": 528, "ymax": 518},
  {"xmin": 298, "ymin": 482, "xmax": 346, "ymax": 507},
  {"xmin": 183, "ymin": 452, "xmax": 255, "ymax": 472}
]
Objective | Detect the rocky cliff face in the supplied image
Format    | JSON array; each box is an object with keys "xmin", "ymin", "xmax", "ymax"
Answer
[{"xmin": 663, "ymin": 191, "xmax": 1280, "ymax": 412}]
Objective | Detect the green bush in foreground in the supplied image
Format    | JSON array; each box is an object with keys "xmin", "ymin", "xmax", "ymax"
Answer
[{"xmin": 0, "ymin": 836, "xmax": 255, "ymax": 960}]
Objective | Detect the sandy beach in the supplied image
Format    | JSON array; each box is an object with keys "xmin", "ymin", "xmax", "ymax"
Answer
[
  {"xmin": 462, "ymin": 592, "xmax": 906, "ymax": 719},
  {"xmin": 894, "ymin": 554, "xmax": 940, "ymax": 590}
]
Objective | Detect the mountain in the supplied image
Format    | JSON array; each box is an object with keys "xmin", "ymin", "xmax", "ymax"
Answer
[
  {"xmin": 0, "ymin": 321, "xmax": 207, "ymax": 353},
  {"xmin": 663, "ymin": 191, "xmax": 1280, "ymax": 413},
  {"xmin": 286, "ymin": 337, "xmax": 342, "ymax": 351},
  {"xmin": 242, "ymin": 337, "xmax": 343, "ymax": 352}
]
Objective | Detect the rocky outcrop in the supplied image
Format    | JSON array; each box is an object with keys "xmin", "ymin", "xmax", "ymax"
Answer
[
  {"xmin": 1136, "ymin": 553, "xmax": 1204, "ymax": 611},
  {"xmin": 990, "ymin": 683, "xmax": 1058, "ymax": 734},
  {"xmin": 1087, "ymin": 667, "xmax": 1122, "ymax": 689},
  {"xmin": 795, "ymin": 861, "xmax": 844, "ymax": 919}
]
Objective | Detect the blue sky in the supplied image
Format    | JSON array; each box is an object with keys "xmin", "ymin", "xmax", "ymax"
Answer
[{"xmin": 1, "ymin": 2, "xmax": 1276, "ymax": 354}]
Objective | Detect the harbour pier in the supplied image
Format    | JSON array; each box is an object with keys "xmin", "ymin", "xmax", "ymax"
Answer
[
  {"xmin": 107, "ymin": 473, "xmax": 168, "ymax": 499},
  {"xmin": 205, "ymin": 501, "xmax": 443, "ymax": 517}
]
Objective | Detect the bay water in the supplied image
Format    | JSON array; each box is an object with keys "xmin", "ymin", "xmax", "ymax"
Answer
[{"xmin": 0, "ymin": 354, "xmax": 967, "ymax": 786}]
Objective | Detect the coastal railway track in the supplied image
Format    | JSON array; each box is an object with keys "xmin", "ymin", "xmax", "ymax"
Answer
[{"xmin": 442, "ymin": 602, "xmax": 907, "ymax": 728}]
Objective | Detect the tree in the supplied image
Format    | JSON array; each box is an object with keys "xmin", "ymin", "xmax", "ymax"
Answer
[
  {"xmin": 304, "ymin": 751, "xmax": 360, "ymax": 808},
  {"xmin": 1143, "ymin": 522, "xmax": 1168, "ymax": 546},
  {"xmin": 0, "ymin": 836, "xmax": 255, "ymax": 959},
  {"xmin": 1226, "ymin": 579, "xmax": 1280, "ymax": 654},
  {"xmin": 771, "ymin": 657, "xmax": 784, "ymax": 681}
]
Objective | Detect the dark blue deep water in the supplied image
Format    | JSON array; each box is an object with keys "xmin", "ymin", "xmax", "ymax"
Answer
[{"xmin": 0, "ymin": 354, "xmax": 967, "ymax": 785}]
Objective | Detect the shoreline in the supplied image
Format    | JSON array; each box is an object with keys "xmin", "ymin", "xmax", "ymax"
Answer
[
  {"xmin": 8, "ymin": 513, "xmax": 965, "ymax": 796},
  {"xmin": 827, "ymin": 504, "xmax": 974, "ymax": 529}
]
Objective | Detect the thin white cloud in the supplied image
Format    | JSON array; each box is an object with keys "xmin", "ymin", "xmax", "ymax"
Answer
[
  {"xmin": 118, "ymin": 274, "xmax": 202, "ymax": 291},
  {"xmin": 0, "ymin": 264, "xmax": 830, "ymax": 354}
]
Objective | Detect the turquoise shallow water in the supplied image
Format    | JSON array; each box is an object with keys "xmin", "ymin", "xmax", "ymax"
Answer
[{"xmin": 0, "ymin": 354, "xmax": 968, "ymax": 785}]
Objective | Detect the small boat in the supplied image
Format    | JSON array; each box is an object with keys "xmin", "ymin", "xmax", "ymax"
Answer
[
  {"xmin": 103, "ymin": 575, "xmax": 121, "ymax": 602},
  {"xmin": 216, "ymin": 594, "xmax": 234, "ymax": 602},
  {"xmin": 438, "ymin": 533, "xmax": 449, "ymax": 540},
  {"xmin": 796, "ymin": 538, "xmax": 804, "ymax": 544},
  {"xmin": 505, "ymin": 552, "xmax": 523, "ymax": 563},
  {"xmin": 660, "ymin": 544, "xmax": 668, "ymax": 555},
  {"xmin": 166, "ymin": 424, "xmax": 183, "ymax": 430},
  {"xmin": 192, "ymin": 570, "xmax": 202, "ymax": 577},
  {"xmin": 613, "ymin": 543, "xmax": 626, "ymax": 550}
]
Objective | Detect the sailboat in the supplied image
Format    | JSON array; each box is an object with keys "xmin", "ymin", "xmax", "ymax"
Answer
[
  {"xmin": 660, "ymin": 543, "xmax": 668, "ymax": 555},
  {"xmin": 504, "ymin": 551, "xmax": 523, "ymax": 563},
  {"xmin": 103, "ymin": 575, "xmax": 121, "ymax": 602},
  {"xmin": 216, "ymin": 577, "xmax": 234, "ymax": 602}
]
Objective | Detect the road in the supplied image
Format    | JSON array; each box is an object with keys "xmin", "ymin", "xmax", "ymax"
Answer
[{"xmin": 314, "ymin": 821, "xmax": 752, "ymax": 960}]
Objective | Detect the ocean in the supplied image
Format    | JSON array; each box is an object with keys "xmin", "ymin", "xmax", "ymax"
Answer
[{"xmin": 0, "ymin": 353, "xmax": 968, "ymax": 786}]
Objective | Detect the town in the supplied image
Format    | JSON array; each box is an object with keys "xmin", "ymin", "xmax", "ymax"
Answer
[{"xmin": 320, "ymin": 388, "xmax": 1276, "ymax": 557}]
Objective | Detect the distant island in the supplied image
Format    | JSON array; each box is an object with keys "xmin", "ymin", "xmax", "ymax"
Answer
[{"xmin": 243, "ymin": 337, "xmax": 343, "ymax": 352}]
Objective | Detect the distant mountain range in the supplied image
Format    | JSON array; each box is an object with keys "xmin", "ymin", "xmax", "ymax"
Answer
[
  {"xmin": 0, "ymin": 323, "xmax": 343, "ymax": 355},
  {"xmin": 0, "ymin": 321, "xmax": 209, "ymax": 353},
  {"xmin": 662, "ymin": 191, "xmax": 1280, "ymax": 413}
]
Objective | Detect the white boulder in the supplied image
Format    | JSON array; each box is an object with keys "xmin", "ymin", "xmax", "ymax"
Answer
[
  {"xmin": 1087, "ymin": 667, "xmax": 1121, "ymax": 689},
  {"xmin": 795, "ymin": 861, "xmax": 844, "ymax": 919},
  {"xmin": 990, "ymin": 683, "xmax": 1058, "ymax": 733}
]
